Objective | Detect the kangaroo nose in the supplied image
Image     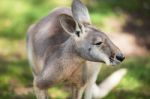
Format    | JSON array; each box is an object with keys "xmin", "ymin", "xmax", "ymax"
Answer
[{"xmin": 116, "ymin": 53, "xmax": 125, "ymax": 62}]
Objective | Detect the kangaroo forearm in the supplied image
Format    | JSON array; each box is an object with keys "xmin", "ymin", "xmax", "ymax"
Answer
[
  {"xmin": 35, "ymin": 69, "xmax": 55, "ymax": 89},
  {"xmin": 35, "ymin": 75, "xmax": 53, "ymax": 89},
  {"xmin": 35, "ymin": 65, "xmax": 62, "ymax": 89}
]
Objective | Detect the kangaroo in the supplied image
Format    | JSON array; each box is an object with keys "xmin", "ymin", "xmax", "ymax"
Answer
[{"xmin": 26, "ymin": 0, "xmax": 125, "ymax": 99}]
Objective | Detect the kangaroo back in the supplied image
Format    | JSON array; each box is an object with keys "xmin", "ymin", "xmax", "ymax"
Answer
[{"xmin": 27, "ymin": 7, "xmax": 72, "ymax": 75}]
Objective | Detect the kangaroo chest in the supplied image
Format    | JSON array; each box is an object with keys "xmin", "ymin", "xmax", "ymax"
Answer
[
  {"xmin": 64, "ymin": 63, "xmax": 87, "ymax": 88},
  {"xmin": 45, "ymin": 54, "xmax": 87, "ymax": 88}
]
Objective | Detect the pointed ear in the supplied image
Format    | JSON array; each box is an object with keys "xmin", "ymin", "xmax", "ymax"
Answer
[
  {"xmin": 72, "ymin": 0, "xmax": 91, "ymax": 24},
  {"xmin": 59, "ymin": 14, "xmax": 82, "ymax": 37}
]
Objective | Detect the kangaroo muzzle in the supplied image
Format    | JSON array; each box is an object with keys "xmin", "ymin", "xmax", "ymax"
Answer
[{"xmin": 115, "ymin": 53, "xmax": 125, "ymax": 62}]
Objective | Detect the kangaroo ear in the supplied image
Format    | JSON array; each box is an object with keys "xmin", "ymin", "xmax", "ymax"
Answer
[
  {"xmin": 72, "ymin": 0, "xmax": 91, "ymax": 24},
  {"xmin": 59, "ymin": 14, "xmax": 82, "ymax": 37}
]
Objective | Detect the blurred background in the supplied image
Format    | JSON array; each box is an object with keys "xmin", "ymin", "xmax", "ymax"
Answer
[{"xmin": 0, "ymin": 0, "xmax": 150, "ymax": 99}]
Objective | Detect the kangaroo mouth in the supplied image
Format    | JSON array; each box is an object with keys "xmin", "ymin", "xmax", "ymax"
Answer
[{"xmin": 109, "ymin": 57, "xmax": 121, "ymax": 66}]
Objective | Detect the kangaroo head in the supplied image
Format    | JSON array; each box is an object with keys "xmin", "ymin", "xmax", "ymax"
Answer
[{"xmin": 59, "ymin": 0, "xmax": 125, "ymax": 66}]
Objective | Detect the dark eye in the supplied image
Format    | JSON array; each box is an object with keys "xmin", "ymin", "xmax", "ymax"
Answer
[{"xmin": 94, "ymin": 42, "xmax": 102, "ymax": 45}]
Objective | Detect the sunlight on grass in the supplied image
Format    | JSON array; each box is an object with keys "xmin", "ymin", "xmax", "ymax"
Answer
[
  {"xmin": 0, "ymin": 38, "xmax": 26, "ymax": 58},
  {"xmin": 0, "ymin": 75, "xmax": 11, "ymax": 84},
  {"xmin": 48, "ymin": 87, "xmax": 69, "ymax": 99},
  {"xmin": 118, "ymin": 74, "xmax": 141, "ymax": 90},
  {"xmin": 53, "ymin": 0, "xmax": 71, "ymax": 6},
  {"xmin": 0, "ymin": 0, "xmax": 31, "ymax": 17}
]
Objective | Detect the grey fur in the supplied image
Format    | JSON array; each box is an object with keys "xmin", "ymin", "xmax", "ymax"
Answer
[{"xmin": 26, "ymin": 1, "xmax": 124, "ymax": 99}]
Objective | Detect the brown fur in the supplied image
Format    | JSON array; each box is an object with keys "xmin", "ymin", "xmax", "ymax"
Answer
[{"xmin": 27, "ymin": 2, "xmax": 124, "ymax": 98}]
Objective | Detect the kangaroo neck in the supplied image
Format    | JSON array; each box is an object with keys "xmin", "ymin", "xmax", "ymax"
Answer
[
  {"xmin": 61, "ymin": 38, "xmax": 86, "ymax": 64},
  {"xmin": 44, "ymin": 37, "xmax": 86, "ymax": 67}
]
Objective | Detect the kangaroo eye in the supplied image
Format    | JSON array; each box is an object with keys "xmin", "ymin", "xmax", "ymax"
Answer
[{"xmin": 94, "ymin": 42, "xmax": 102, "ymax": 45}]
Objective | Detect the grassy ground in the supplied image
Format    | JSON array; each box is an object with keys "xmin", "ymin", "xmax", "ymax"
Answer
[{"xmin": 0, "ymin": 0, "xmax": 150, "ymax": 99}]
